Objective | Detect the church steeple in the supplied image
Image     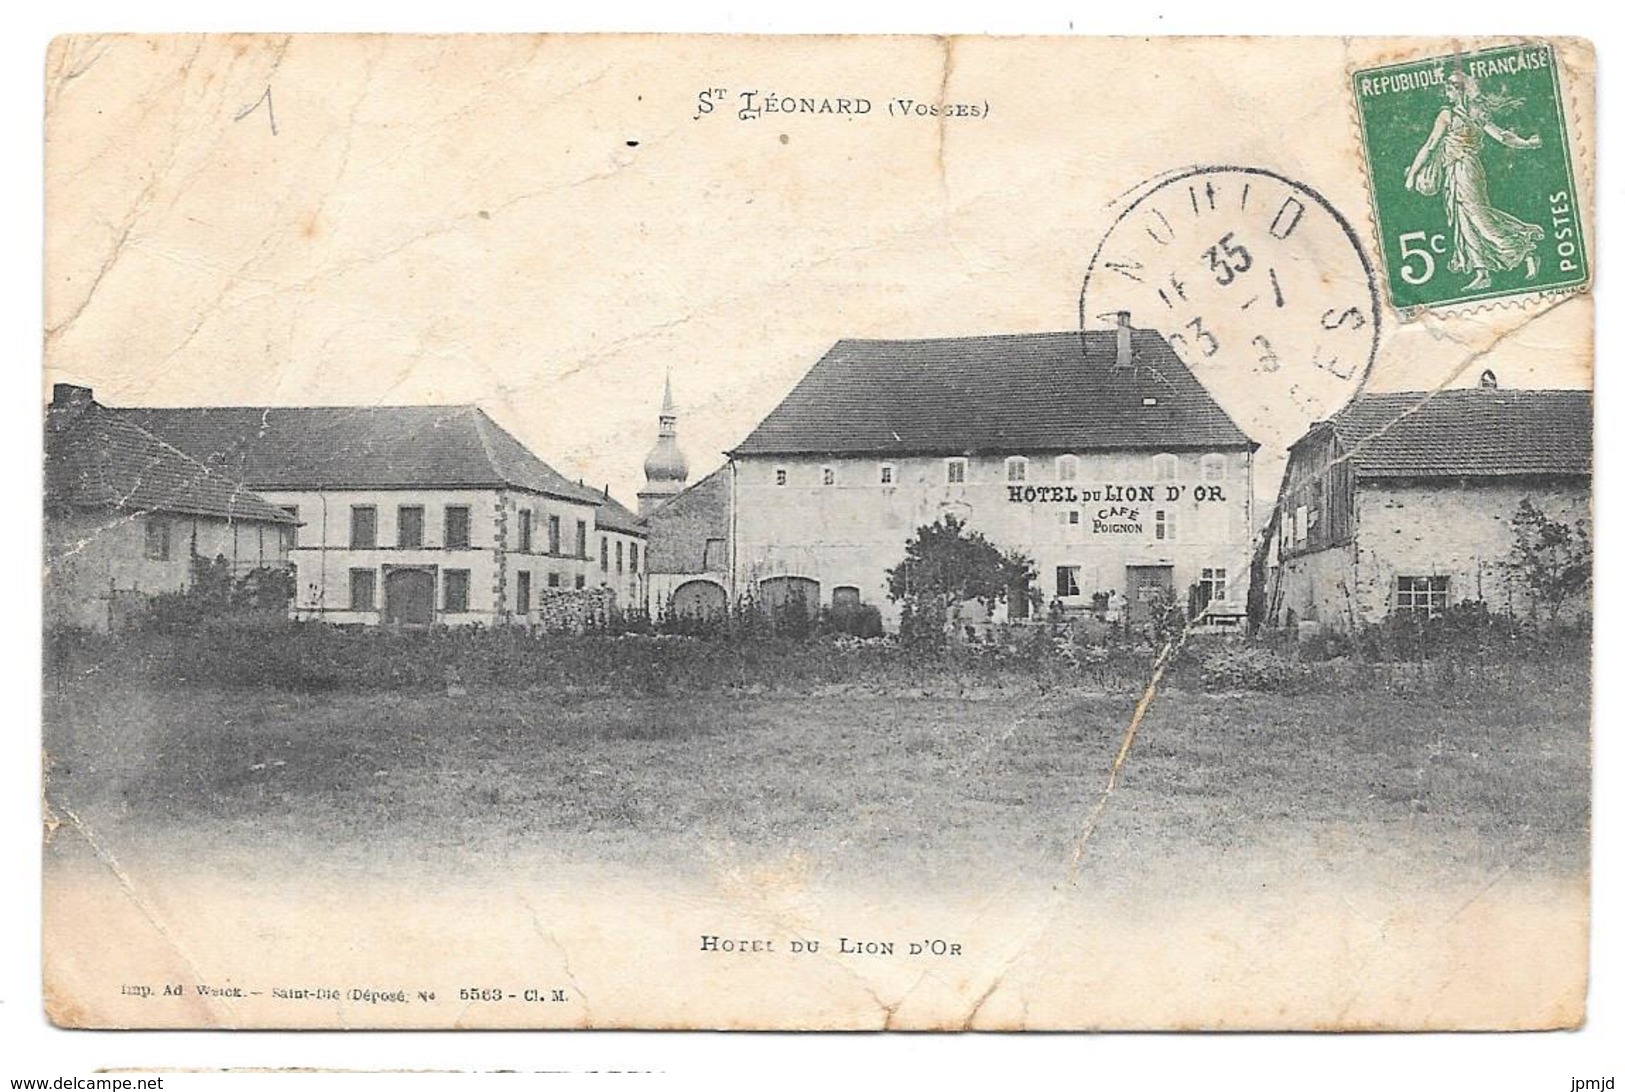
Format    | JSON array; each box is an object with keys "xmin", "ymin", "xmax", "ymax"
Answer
[
  {"xmin": 658, "ymin": 371, "xmax": 678, "ymax": 435},
  {"xmin": 639, "ymin": 370, "xmax": 689, "ymax": 516}
]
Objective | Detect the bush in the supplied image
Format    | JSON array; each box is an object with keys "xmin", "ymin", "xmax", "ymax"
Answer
[
  {"xmin": 1199, "ymin": 646, "xmax": 1315, "ymax": 693},
  {"xmin": 145, "ymin": 558, "xmax": 295, "ymax": 633},
  {"xmin": 898, "ymin": 597, "xmax": 948, "ymax": 654},
  {"xmin": 1352, "ymin": 601, "xmax": 1530, "ymax": 663},
  {"xmin": 821, "ymin": 602, "xmax": 885, "ymax": 639}
]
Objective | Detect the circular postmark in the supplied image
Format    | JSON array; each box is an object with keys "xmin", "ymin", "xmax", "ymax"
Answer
[{"xmin": 1080, "ymin": 166, "xmax": 1380, "ymax": 452}]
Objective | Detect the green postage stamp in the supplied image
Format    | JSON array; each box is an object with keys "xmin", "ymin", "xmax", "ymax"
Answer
[{"xmin": 1353, "ymin": 42, "xmax": 1588, "ymax": 314}]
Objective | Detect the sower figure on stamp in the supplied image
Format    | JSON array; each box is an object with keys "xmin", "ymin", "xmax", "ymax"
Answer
[{"xmin": 1405, "ymin": 71, "xmax": 1544, "ymax": 292}]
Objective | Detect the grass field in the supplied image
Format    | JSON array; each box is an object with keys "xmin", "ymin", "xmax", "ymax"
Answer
[{"xmin": 43, "ymin": 661, "xmax": 1589, "ymax": 893}]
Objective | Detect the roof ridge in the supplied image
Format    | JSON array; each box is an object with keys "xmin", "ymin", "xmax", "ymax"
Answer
[
  {"xmin": 116, "ymin": 402, "xmax": 485, "ymax": 413},
  {"xmin": 466, "ymin": 405, "xmax": 507, "ymax": 488},
  {"xmin": 733, "ymin": 330, "xmax": 1255, "ymax": 457},
  {"xmin": 836, "ymin": 330, "xmax": 1109, "ymax": 342},
  {"xmin": 468, "ymin": 407, "xmax": 606, "ymax": 504}
]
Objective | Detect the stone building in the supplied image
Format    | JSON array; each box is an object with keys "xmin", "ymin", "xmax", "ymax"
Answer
[
  {"xmin": 1266, "ymin": 376, "xmax": 1592, "ymax": 631},
  {"xmin": 725, "ymin": 318, "xmax": 1259, "ymax": 629},
  {"xmin": 110, "ymin": 401, "xmax": 644, "ymax": 627},
  {"xmin": 644, "ymin": 468, "xmax": 731, "ymax": 620},
  {"xmin": 44, "ymin": 385, "xmax": 296, "ymax": 631},
  {"xmin": 589, "ymin": 486, "xmax": 650, "ymax": 611}
]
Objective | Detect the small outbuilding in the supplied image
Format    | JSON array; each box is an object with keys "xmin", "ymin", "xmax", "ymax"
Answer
[
  {"xmin": 45, "ymin": 384, "xmax": 296, "ymax": 631},
  {"xmin": 1266, "ymin": 377, "xmax": 1592, "ymax": 631}
]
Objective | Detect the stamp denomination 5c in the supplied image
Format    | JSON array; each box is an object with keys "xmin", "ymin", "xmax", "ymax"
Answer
[{"xmin": 1353, "ymin": 42, "xmax": 1588, "ymax": 314}]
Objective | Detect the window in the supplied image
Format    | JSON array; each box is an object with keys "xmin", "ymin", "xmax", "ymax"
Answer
[
  {"xmin": 1397, "ymin": 576, "xmax": 1449, "ymax": 618},
  {"xmin": 518, "ymin": 509, "xmax": 533, "ymax": 553},
  {"xmin": 280, "ymin": 506, "xmax": 300, "ymax": 548},
  {"xmin": 946, "ymin": 458, "xmax": 967, "ymax": 484},
  {"xmin": 548, "ymin": 514, "xmax": 561, "ymax": 555},
  {"xmin": 775, "ymin": 468, "xmax": 787, "ymax": 486},
  {"xmin": 349, "ymin": 568, "xmax": 376, "ymax": 611},
  {"xmin": 574, "ymin": 574, "xmax": 586, "ymax": 589},
  {"xmin": 516, "ymin": 571, "xmax": 531, "ymax": 614},
  {"xmin": 616, "ymin": 540, "xmax": 624, "ymax": 573},
  {"xmin": 1056, "ymin": 566, "xmax": 1081, "ymax": 598},
  {"xmin": 445, "ymin": 506, "xmax": 471, "ymax": 549},
  {"xmin": 1201, "ymin": 567, "xmax": 1228, "ymax": 603},
  {"xmin": 1006, "ymin": 456, "xmax": 1028, "ymax": 482},
  {"xmin": 1068, "ymin": 510, "xmax": 1082, "ymax": 525},
  {"xmin": 1155, "ymin": 508, "xmax": 1177, "ymax": 542},
  {"xmin": 1294, "ymin": 505, "xmax": 1308, "ymax": 544},
  {"xmin": 576, "ymin": 519, "xmax": 588, "ymax": 558},
  {"xmin": 547, "ymin": 572, "xmax": 560, "ymax": 588},
  {"xmin": 350, "ymin": 506, "xmax": 377, "ymax": 549},
  {"xmin": 879, "ymin": 464, "xmax": 894, "ymax": 485},
  {"xmin": 1152, "ymin": 453, "xmax": 1179, "ymax": 482},
  {"xmin": 822, "ymin": 465, "xmax": 836, "ymax": 486},
  {"xmin": 443, "ymin": 569, "xmax": 470, "ymax": 613},
  {"xmin": 1056, "ymin": 455, "xmax": 1078, "ymax": 482},
  {"xmin": 1201, "ymin": 453, "xmax": 1227, "ymax": 482},
  {"xmin": 630, "ymin": 542, "xmax": 640, "ymax": 573},
  {"xmin": 397, "ymin": 506, "xmax": 424, "ymax": 548},
  {"xmin": 600, "ymin": 536, "xmax": 609, "ymax": 572},
  {"xmin": 144, "ymin": 516, "xmax": 170, "ymax": 561}
]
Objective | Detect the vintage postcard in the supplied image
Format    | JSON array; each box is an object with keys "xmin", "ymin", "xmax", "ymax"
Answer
[{"xmin": 41, "ymin": 34, "xmax": 1593, "ymax": 1030}]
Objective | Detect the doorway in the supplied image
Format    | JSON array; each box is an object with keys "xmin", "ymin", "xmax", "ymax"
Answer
[
  {"xmin": 385, "ymin": 567, "xmax": 436, "ymax": 625},
  {"xmin": 1124, "ymin": 565, "xmax": 1175, "ymax": 628}
]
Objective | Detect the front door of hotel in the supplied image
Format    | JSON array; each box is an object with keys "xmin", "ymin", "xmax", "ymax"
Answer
[
  {"xmin": 384, "ymin": 567, "xmax": 435, "ymax": 626},
  {"xmin": 1124, "ymin": 565, "xmax": 1175, "ymax": 629}
]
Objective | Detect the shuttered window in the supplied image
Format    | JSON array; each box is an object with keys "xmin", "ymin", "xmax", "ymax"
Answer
[
  {"xmin": 144, "ymin": 517, "xmax": 170, "ymax": 561},
  {"xmin": 444, "ymin": 506, "xmax": 471, "ymax": 549},
  {"xmin": 443, "ymin": 569, "xmax": 470, "ymax": 613},
  {"xmin": 398, "ymin": 506, "xmax": 424, "ymax": 548},
  {"xmin": 349, "ymin": 569, "xmax": 376, "ymax": 611},
  {"xmin": 350, "ymin": 507, "xmax": 377, "ymax": 549}
]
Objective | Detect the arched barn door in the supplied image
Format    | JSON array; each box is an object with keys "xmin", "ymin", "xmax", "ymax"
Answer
[
  {"xmin": 758, "ymin": 575, "xmax": 820, "ymax": 620},
  {"xmin": 672, "ymin": 579, "xmax": 727, "ymax": 619},
  {"xmin": 385, "ymin": 568, "xmax": 435, "ymax": 625}
]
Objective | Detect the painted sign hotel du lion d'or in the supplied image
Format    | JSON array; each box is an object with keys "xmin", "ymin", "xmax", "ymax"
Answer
[{"xmin": 40, "ymin": 35, "xmax": 1594, "ymax": 1036}]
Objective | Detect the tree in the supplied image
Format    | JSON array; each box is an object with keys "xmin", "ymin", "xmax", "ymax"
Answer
[
  {"xmin": 1509, "ymin": 499, "xmax": 1591, "ymax": 625},
  {"xmin": 885, "ymin": 514, "xmax": 1038, "ymax": 641}
]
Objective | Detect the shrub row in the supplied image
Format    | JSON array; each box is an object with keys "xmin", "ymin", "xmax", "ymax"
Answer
[
  {"xmin": 46, "ymin": 612, "xmax": 1161, "ymax": 698},
  {"xmin": 44, "ymin": 605, "xmax": 1590, "ymax": 699}
]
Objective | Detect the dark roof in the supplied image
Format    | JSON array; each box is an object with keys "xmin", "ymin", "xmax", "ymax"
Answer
[
  {"xmin": 589, "ymin": 487, "xmax": 647, "ymax": 536},
  {"xmin": 645, "ymin": 467, "xmax": 729, "ymax": 574},
  {"xmin": 46, "ymin": 403, "xmax": 296, "ymax": 525},
  {"xmin": 112, "ymin": 404, "xmax": 604, "ymax": 504},
  {"xmin": 1312, "ymin": 388, "xmax": 1592, "ymax": 479},
  {"xmin": 729, "ymin": 330, "xmax": 1255, "ymax": 457}
]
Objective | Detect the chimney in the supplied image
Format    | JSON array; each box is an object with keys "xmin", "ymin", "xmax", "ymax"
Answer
[
  {"xmin": 47, "ymin": 384, "xmax": 94, "ymax": 431},
  {"xmin": 1115, "ymin": 312, "xmax": 1133, "ymax": 368},
  {"xmin": 51, "ymin": 383, "xmax": 93, "ymax": 410}
]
